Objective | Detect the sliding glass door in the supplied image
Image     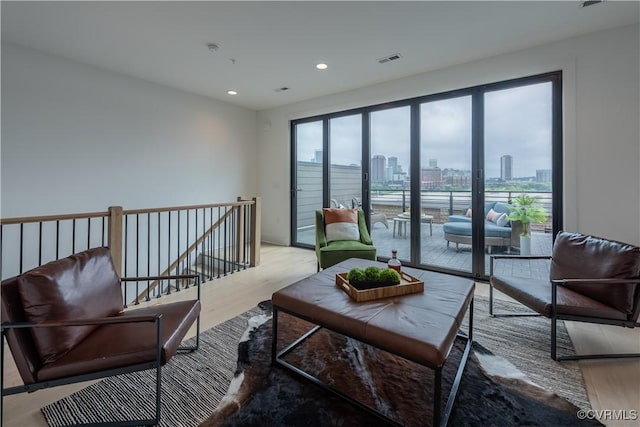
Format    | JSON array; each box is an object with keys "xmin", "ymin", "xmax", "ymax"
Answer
[
  {"xmin": 419, "ymin": 96, "xmax": 472, "ymax": 273},
  {"xmin": 369, "ymin": 106, "xmax": 411, "ymax": 263},
  {"xmin": 483, "ymin": 81, "xmax": 555, "ymax": 278},
  {"xmin": 291, "ymin": 72, "xmax": 561, "ymax": 280},
  {"xmin": 329, "ymin": 114, "xmax": 362, "ymax": 210},
  {"xmin": 291, "ymin": 120, "xmax": 323, "ymax": 246}
]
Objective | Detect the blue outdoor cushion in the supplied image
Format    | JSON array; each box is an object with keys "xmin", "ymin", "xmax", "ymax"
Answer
[{"xmin": 444, "ymin": 221, "xmax": 511, "ymax": 238}]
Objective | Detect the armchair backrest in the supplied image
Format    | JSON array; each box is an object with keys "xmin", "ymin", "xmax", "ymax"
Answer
[
  {"xmin": 1, "ymin": 247, "xmax": 123, "ymax": 384},
  {"xmin": 550, "ymin": 231, "xmax": 640, "ymax": 317},
  {"xmin": 315, "ymin": 208, "xmax": 372, "ymax": 249}
]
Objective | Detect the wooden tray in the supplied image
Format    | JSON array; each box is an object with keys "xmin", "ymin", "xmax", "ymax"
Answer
[{"xmin": 336, "ymin": 271, "xmax": 424, "ymax": 302}]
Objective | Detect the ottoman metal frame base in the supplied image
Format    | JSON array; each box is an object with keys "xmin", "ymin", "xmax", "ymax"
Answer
[{"xmin": 271, "ymin": 298, "xmax": 473, "ymax": 427}]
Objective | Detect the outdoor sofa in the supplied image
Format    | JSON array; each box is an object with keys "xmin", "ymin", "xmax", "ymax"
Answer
[{"xmin": 444, "ymin": 201, "xmax": 519, "ymax": 253}]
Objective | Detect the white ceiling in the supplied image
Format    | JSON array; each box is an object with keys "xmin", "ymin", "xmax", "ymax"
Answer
[{"xmin": 2, "ymin": 1, "xmax": 639, "ymax": 111}]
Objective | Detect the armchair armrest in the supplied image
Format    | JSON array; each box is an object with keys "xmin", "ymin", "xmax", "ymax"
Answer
[
  {"xmin": 490, "ymin": 255, "xmax": 552, "ymax": 276},
  {"xmin": 315, "ymin": 210, "xmax": 327, "ymax": 249},
  {"xmin": 550, "ymin": 278, "xmax": 640, "ymax": 320},
  {"xmin": 1, "ymin": 314, "xmax": 165, "ymax": 394},
  {"xmin": 1, "ymin": 313, "xmax": 162, "ymax": 331}
]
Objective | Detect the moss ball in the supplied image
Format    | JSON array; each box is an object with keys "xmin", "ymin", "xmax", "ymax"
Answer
[
  {"xmin": 379, "ymin": 269, "xmax": 401, "ymax": 285},
  {"xmin": 364, "ymin": 266, "xmax": 381, "ymax": 283},
  {"xmin": 347, "ymin": 268, "xmax": 366, "ymax": 284}
]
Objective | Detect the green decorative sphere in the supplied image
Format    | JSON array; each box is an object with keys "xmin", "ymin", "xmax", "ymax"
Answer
[
  {"xmin": 379, "ymin": 269, "xmax": 401, "ymax": 285},
  {"xmin": 363, "ymin": 266, "xmax": 381, "ymax": 283},
  {"xmin": 347, "ymin": 268, "xmax": 366, "ymax": 284}
]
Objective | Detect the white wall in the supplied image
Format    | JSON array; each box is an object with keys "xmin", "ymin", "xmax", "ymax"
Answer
[
  {"xmin": 257, "ymin": 24, "xmax": 639, "ymax": 246},
  {"xmin": 1, "ymin": 42, "xmax": 258, "ymax": 217}
]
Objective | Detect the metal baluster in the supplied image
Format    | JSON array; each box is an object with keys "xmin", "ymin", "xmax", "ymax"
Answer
[
  {"xmin": 224, "ymin": 207, "xmax": 228, "ymax": 276},
  {"xmin": 209, "ymin": 207, "xmax": 214, "ymax": 281},
  {"xmin": 56, "ymin": 220, "xmax": 60, "ymax": 260},
  {"xmin": 0, "ymin": 225, "xmax": 4, "ymax": 279},
  {"xmin": 72, "ymin": 219, "xmax": 76, "ymax": 254},
  {"xmin": 217, "ymin": 207, "xmax": 221, "ymax": 279},
  {"xmin": 124, "ymin": 216, "xmax": 128, "ymax": 283},
  {"xmin": 201, "ymin": 208, "xmax": 206, "ymax": 281},
  {"xmin": 19, "ymin": 223, "xmax": 24, "ymax": 274},
  {"xmin": 38, "ymin": 222, "xmax": 43, "ymax": 267},
  {"xmin": 146, "ymin": 212, "xmax": 151, "ymax": 302},
  {"xmin": 166, "ymin": 211, "xmax": 171, "ymax": 297},
  {"xmin": 176, "ymin": 211, "xmax": 180, "ymax": 292},
  {"xmin": 87, "ymin": 217, "xmax": 91, "ymax": 249},
  {"xmin": 135, "ymin": 214, "xmax": 139, "ymax": 304},
  {"xmin": 157, "ymin": 211, "xmax": 161, "ymax": 278},
  {"xmin": 245, "ymin": 204, "xmax": 249, "ymax": 269}
]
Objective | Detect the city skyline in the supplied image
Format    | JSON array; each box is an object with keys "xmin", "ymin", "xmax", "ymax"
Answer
[
  {"xmin": 307, "ymin": 152, "xmax": 547, "ymax": 181},
  {"xmin": 297, "ymin": 81, "xmax": 552, "ymax": 179}
]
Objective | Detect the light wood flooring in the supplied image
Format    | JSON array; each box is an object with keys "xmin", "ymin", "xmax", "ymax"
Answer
[{"xmin": 2, "ymin": 244, "xmax": 639, "ymax": 426}]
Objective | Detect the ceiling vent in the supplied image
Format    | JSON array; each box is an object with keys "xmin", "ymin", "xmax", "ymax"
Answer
[
  {"xmin": 581, "ymin": 0, "xmax": 603, "ymax": 7},
  {"xmin": 377, "ymin": 53, "xmax": 402, "ymax": 64},
  {"xmin": 274, "ymin": 87, "xmax": 290, "ymax": 93}
]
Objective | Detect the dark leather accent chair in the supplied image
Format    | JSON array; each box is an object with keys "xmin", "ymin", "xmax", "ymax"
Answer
[
  {"xmin": 1, "ymin": 247, "xmax": 202, "ymax": 426},
  {"xmin": 490, "ymin": 231, "xmax": 640, "ymax": 361}
]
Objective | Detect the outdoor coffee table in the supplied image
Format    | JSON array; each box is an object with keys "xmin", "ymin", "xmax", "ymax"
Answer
[{"xmin": 272, "ymin": 258, "xmax": 474, "ymax": 427}]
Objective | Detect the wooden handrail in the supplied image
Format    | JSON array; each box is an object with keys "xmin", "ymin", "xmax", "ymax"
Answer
[
  {"xmin": 122, "ymin": 200, "xmax": 253, "ymax": 215},
  {"xmin": 0, "ymin": 210, "xmax": 108, "ymax": 225}
]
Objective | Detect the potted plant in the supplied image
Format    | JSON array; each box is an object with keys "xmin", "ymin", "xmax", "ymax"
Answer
[{"xmin": 507, "ymin": 193, "xmax": 548, "ymax": 256}]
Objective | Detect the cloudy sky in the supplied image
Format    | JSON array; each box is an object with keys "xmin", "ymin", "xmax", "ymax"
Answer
[{"xmin": 297, "ymin": 81, "xmax": 552, "ymax": 179}]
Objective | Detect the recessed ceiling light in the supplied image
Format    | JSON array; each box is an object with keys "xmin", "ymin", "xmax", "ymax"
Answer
[
  {"xmin": 227, "ymin": 90, "xmax": 237, "ymax": 95},
  {"xmin": 316, "ymin": 63, "xmax": 328, "ymax": 70}
]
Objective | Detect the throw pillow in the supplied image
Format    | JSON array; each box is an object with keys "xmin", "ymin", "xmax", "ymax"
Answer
[
  {"xmin": 466, "ymin": 208, "xmax": 472, "ymax": 218},
  {"xmin": 323, "ymin": 208, "xmax": 360, "ymax": 242},
  {"xmin": 495, "ymin": 213, "xmax": 509, "ymax": 227},
  {"xmin": 486, "ymin": 208, "xmax": 499, "ymax": 222}
]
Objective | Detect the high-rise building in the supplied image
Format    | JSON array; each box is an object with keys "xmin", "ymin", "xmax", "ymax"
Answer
[
  {"xmin": 536, "ymin": 169, "xmax": 552, "ymax": 183},
  {"xmin": 501, "ymin": 155, "xmax": 513, "ymax": 180},
  {"xmin": 312, "ymin": 149, "xmax": 323, "ymax": 163},
  {"xmin": 371, "ymin": 155, "xmax": 386, "ymax": 183},
  {"xmin": 388, "ymin": 156, "xmax": 398, "ymax": 173},
  {"xmin": 429, "ymin": 159, "xmax": 438, "ymax": 168}
]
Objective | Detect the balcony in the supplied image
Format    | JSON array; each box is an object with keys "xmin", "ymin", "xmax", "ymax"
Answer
[{"xmin": 297, "ymin": 190, "xmax": 553, "ymax": 280}]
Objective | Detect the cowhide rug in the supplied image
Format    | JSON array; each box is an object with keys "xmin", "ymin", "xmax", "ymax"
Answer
[{"xmin": 201, "ymin": 302, "xmax": 601, "ymax": 427}]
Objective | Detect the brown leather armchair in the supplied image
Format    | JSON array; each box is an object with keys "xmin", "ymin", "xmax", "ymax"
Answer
[
  {"xmin": 1, "ymin": 247, "xmax": 201, "ymax": 426},
  {"xmin": 489, "ymin": 231, "xmax": 640, "ymax": 361}
]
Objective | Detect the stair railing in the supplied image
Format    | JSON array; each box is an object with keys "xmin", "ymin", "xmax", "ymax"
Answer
[{"xmin": 0, "ymin": 197, "xmax": 261, "ymax": 305}]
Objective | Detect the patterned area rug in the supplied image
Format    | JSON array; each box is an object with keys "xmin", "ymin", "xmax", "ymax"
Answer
[{"xmin": 43, "ymin": 296, "xmax": 595, "ymax": 426}]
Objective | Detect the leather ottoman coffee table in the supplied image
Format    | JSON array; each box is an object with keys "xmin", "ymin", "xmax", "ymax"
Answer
[{"xmin": 272, "ymin": 258, "xmax": 474, "ymax": 427}]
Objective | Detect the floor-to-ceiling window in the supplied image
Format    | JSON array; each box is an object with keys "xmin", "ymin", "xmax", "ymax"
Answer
[
  {"xmin": 291, "ymin": 120, "xmax": 323, "ymax": 246},
  {"xmin": 419, "ymin": 96, "xmax": 472, "ymax": 273},
  {"xmin": 291, "ymin": 72, "xmax": 562, "ymax": 280},
  {"xmin": 369, "ymin": 106, "xmax": 411, "ymax": 263},
  {"xmin": 329, "ymin": 114, "xmax": 362, "ymax": 210},
  {"xmin": 483, "ymin": 81, "xmax": 555, "ymax": 279}
]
